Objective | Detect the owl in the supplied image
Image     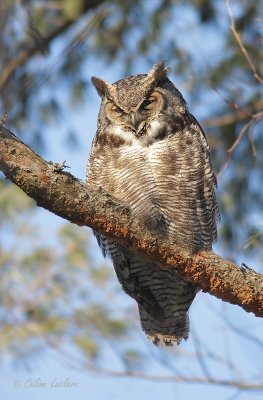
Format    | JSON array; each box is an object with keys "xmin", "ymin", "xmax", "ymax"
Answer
[{"xmin": 87, "ymin": 62, "xmax": 219, "ymax": 346}]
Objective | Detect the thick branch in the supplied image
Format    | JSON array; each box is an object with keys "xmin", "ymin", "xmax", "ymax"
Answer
[{"xmin": 0, "ymin": 125, "xmax": 262, "ymax": 317}]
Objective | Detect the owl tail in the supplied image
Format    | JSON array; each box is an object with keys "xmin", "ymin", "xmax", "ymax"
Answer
[{"xmin": 138, "ymin": 305, "xmax": 190, "ymax": 346}]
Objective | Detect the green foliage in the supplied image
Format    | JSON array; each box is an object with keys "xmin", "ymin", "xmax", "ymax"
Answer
[
  {"xmin": 62, "ymin": 0, "xmax": 87, "ymax": 20},
  {"xmin": 73, "ymin": 335, "xmax": 99, "ymax": 359}
]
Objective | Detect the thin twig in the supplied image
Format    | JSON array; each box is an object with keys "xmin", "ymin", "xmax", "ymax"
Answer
[
  {"xmin": 191, "ymin": 328, "xmax": 213, "ymax": 380},
  {"xmin": 41, "ymin": 333, "xmax": 263, "ymax": 389},
  {"xmin": 212, "ymin": 87, "xmax": 253, "ymax": 118},
  {"xmin": 224, "ymin": 317, "xmax": 263, "ymax": 350},
  {"xmin": 226, "ymin": 0, "xmax": 263, "ymax": 84},
  {"xmin": 217, "ymin": 111, "xmax": 263, "ymax": 180},
  {"xmin": 203, "ymin": 101, "xmax": 263, "ymax": 129},
  {"xmin": 249, "ymin": 123, "xmax": 258, "ymax": 158},
  {"xmin": 217, "ymin": 119, "xmax": 254, "ymax": 180}
]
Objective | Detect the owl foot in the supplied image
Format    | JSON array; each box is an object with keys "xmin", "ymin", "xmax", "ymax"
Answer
[{"xmin": 147, "ymin": 334, "xmax": 183, "ymax": 346}]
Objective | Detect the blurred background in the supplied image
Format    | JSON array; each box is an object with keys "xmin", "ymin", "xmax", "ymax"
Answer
[{"xmin": 0, "ymin": 1, "xmax": 262, "ymax": 399}]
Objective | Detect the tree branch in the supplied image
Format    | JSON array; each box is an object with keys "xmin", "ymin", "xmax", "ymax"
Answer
[{"xmin": 0, "ymin": 125, "xmax": 262, "ymax": 318}]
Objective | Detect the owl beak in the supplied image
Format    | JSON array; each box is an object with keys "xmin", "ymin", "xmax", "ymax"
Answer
[
  {"xmin": 131, "ymin": 113, "xmax": 148, "ymax": 137},
  {"xmin": 135, "ymin": 122, "xmax": 148, "ymax": 137}
]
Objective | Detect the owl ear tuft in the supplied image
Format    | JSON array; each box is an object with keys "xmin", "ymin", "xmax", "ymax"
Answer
[
  {"xmin": 148, "ymin": 62, "xmax": 169, "ymax": 84},
  {"xmin": 91, "ymin": 76, "xmax": 116, "ymax": 99}
]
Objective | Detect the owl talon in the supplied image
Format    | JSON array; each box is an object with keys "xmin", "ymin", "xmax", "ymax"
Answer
[{"xmin": 147, "ymin": 334, "xmax": 183, "ymax": 346}]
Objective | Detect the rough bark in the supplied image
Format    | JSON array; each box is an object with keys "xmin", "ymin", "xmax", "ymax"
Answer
[{"xmin": 0, "ymin": 125, "xmax": 262, "ymax": 317}]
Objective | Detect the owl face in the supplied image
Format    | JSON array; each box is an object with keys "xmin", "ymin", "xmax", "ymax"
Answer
[{"xmin": 91, "ymin": 63, "xmax": 188, "ymax": 147}]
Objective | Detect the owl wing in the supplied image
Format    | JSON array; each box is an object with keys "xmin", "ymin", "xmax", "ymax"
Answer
[{"xmin": 147, "ymin": 116, "xmax": 220, "ymax": 253}]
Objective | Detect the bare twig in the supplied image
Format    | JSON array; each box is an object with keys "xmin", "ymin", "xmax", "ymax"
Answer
[
  {"xmin": 217, "ymin": 118, "xmax": 254, "ymax": 180},
  {"xmin": 212, "ymin": 87, "xmax": 253, "ymax": 118},
  {"xmin": 249, "ymin": 123, "xmax": 258, "ymax": 158},
  {"xmin": 40, "ymin": 332, "xmax": 263, "ymax": 390},
  {"xmin": 191, "ymin": 328, "xmax": 213, "ymax": 380},
  {"xmin": 217, "ymin": 111, "xmax": 263, "ymax": 179},
  {"xmin": 203, "ymin": 101, "xmax": 263, "ymax": 129},
  {"xmin": 224, "ymin": 317, "xmax": 263, "ymax": 350},
  {"xmin": 212, "ymin": 2, "xmax": 263, "ymax": 179},
  {"xmin": 11, "ymin": 315, "xmax": 263, "ymax": 390},
  {"xmin": 226, "ymin": 0, "xmax": 263, "ymax": 84},
  {"xmin": 79, "ymin": 365, "xmax": 263, "ymax": 389},
  {"xmin": 52, "ymin": 347, "xmax": 263, "ymax": 390}
]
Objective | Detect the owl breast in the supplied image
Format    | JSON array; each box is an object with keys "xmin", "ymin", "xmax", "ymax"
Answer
[{"xmin": 89, "ymin": 121, "xmax": 216, "ymax": 252}]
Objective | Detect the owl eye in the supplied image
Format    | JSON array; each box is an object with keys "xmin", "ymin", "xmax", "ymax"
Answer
[
  {"xmin": 141, "ymin": 97, "xmax": 155, "ymax": 110},
  {"xmin": 113, "ymin": 105, "xmax": 123, "ymax": 114}
]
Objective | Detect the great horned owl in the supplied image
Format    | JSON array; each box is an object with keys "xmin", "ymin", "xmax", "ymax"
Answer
[{"xmin": 87, "ymin": 63, "xmax": 219, "ymax": 346}]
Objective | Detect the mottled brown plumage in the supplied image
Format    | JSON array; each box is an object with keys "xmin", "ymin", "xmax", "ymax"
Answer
[{"xmin": 87, "ymin": 63, "xmax": 220, "ymax": 345}]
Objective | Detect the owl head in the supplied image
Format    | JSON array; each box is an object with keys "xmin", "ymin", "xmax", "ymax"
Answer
[{"xmin": 91, "ymin": 63, "xmax": 189, "ymax": 146}]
